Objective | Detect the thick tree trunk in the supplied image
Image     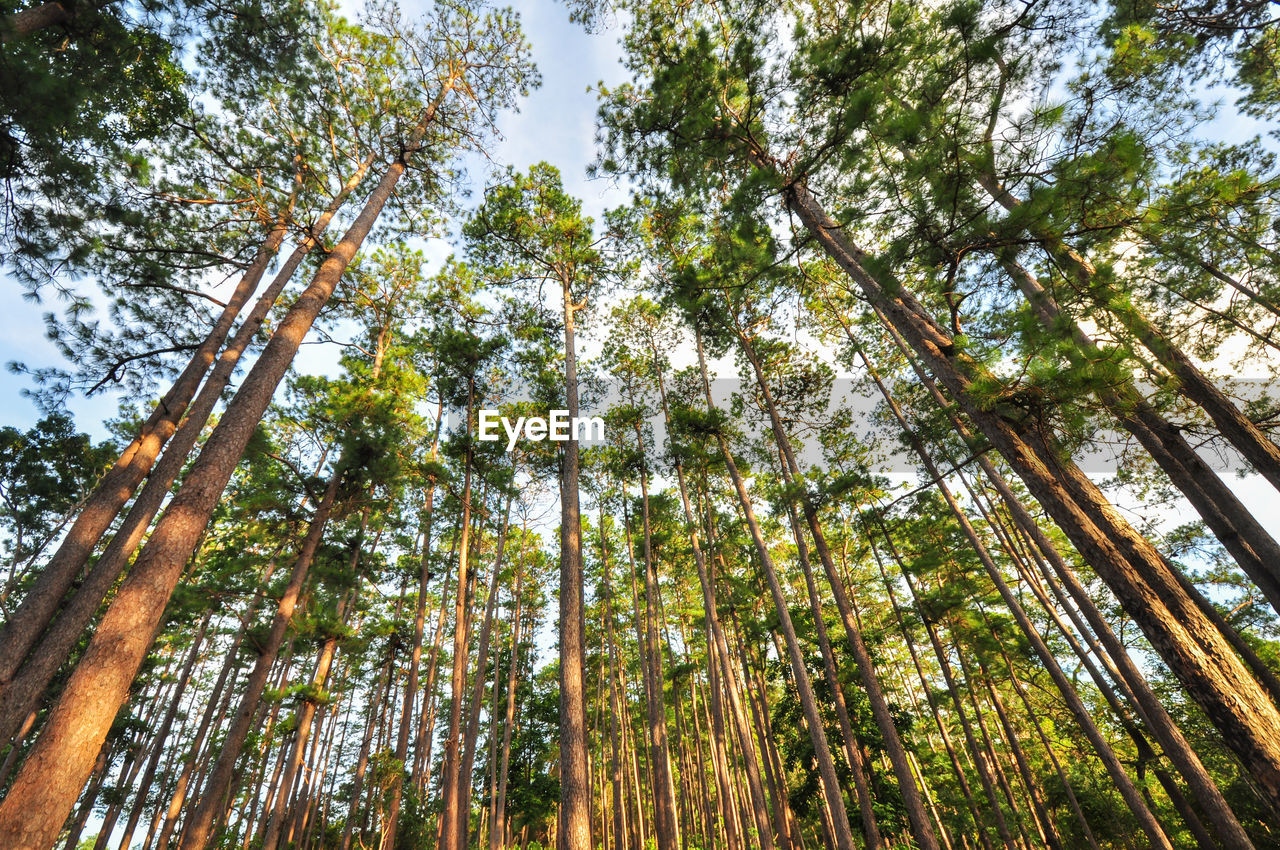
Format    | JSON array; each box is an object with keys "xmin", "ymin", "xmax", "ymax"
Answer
[
  {"xmin": 0, "ymin": 150, "xmax": 374, "ymax": 751},
  {"xmin": 979, "ymin": 173, "xmax": 1280, "ymax": 493},
  {"xmin": 874, "ymin": 316, "xmax": 1260, "ymax": 850},
  {"xmin": 1001, "ymin": 256, "xmax": 1280, "ymax": 613},
  {"xmin": 0, "ymin": 218, "xmax": 288, "ymax": 690},
  {"xmin": 0, "ymin": 100, "xmax": 447, "ymax": 850},
  {"xmin": 772, "ymin": 165, "xmax": 1280, "ymax": 811}
]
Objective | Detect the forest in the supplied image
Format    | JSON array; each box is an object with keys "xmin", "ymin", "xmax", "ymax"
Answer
[{"xmin": 2, "ymin": 0, "xmax": 1280, "ymax": 848}]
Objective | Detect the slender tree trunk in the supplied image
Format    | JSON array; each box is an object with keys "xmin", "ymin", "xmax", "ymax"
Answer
[
  {"xmin": 341, "ymin": 646, "xmax": 394, "ymax": 850},
  {"xmin": 153, "ymin": 555, "xmax": 280, "ymax": 850},
  {"xmin": 62, "ymin": 740, "xmax": 113, "ymax": 850},
  {"xmin": 599, "ymin": 511, "xmax": 629, "ymax": 850},
  {"xmin": 734, "ymin": 329, "xmax": 936, "ymax": 850},
  {"xmin": 451, "ymin": 498, "xmax": 513, "ymax": 850},
  {"xmin": 626, "ymin": 408, "xmax": 682, "ymax": 850},
  {"xmin": 179, "ymin": 470, "xmax": 344, "ymax": 850},
  {"xmin": 381, "ymin": 404, "xmax": 444, "ymax": 850},
  {"xmin": 864, "ymin": 354, "xmax": 1174, "ymax": 849},
  {"xmin": 650, "ymin": 353, "xmax": 777, "ymax": 850},
  {"xmin": 115, "ymin": 614, "xmax": 211, "ymax": 850},
  {"xmin": 493, "ymin": 545, "xmax": 526, "ymax": 850},
  {"xmin": 780, "ymin": 495, "xmax": 882, "ymax": 849},
  {"xmin": 260, "ymin": 597, "xmax": 348, "ymax": 850},
  {"xmin": 440, "ymin": 377, "xmax": 479, "ymax": 850},
  {"xmin": 694, "ymin": 332, "xmax": 857, "ymax": 850},
  {"xmin": 865, "ymin": 532, "xmax": 993, "ymax": 850},
  {"xmin": 558, "ymin": 273, "xmax": 592, "ymax": 850}
]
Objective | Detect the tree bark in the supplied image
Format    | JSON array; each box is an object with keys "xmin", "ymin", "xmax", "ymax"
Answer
[
  {"xmin": 557, "ymin": 272, "xmax": 592, "ymax": 850},
  {"xmin": 0, "ymin": 217, "xmax": 288, "ymax": 690},
  {"xmin": 770, "ymin": 162, "xmax": 1280, "ymax": 811},
  {"xmin": 0, "ymin": 98, "xmax": 450, "ymax": 849},
  {"xmin": 694, "ymin": 331, "xmax": 858, "ymax": 850}
]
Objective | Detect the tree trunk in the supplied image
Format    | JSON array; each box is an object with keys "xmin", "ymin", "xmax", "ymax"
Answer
[
  {"xmin": 453, "ymin": 496, "xmax": 514, "ymax": 850},
  {"xmin": 1001, "ymin": 255, "xmax": 1280, "ymax": 613},
  {"xmin": 733, "ymin": 328, "xmax": 937, "ymax": 850},
  {"xmin": 863, "ymin": 351, "xmax": 1175, "ymax": 849},
  {"xmin": 381, "ymin": 403, "xmax": 444, "ymax": 850},
  {"xmin": 0, "ymin": 151, "xmax": 374, "ymax": 750},
  {"xmin": 694, "ymin": 331, "xmax": 858, "ymax": 850},
  {"xmin": 557, "ymin": 273, "xmax": 592, "ymax": 850},
  {"xmin": 979, "ymin": 172, "xmax": 1280, "ymax": 494},
  {"xmin": 440, "ymin": 377, "xmax": 479, "ymax": 850},
  {"xmin": 771, "ymin": 163, "xmax": 1280, "ymax": 811},
  {"xmin": 493, "ymin": 541, "xmax": 526, "ymax": 850},
  {"xmin": 0, "ymin": 216, "xmax": 288, "ymax": 690},
  {"xmin": 872, "ymin": 313, "xmax": 1260, "ymax": 850},
  {"xmin": 0, "ymin": 99, "xmax": 452, "ymax": 850},
  {"xmin": 115, "ymin": 613, "xmax": 212, "ymax": 850},
  {"xmin": 260, "ymin": 596, "xmax": 348, "ymax": 850}
]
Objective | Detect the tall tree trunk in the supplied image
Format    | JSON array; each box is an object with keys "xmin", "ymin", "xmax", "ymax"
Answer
[
  {"xmin": 0, "ymin": 151, "xmax": 375, "ymax": 750},
  {"xmin": 493, "ymin": 542, "xmax": 526, "ymax": 850},
  {"xmin": 1000, "ymin": 256, "xmax": 1280, "ymax": 613},
  {"xmin": 779, "ymin": 495, "xmax": 882, "ymax": 849},
  {"xmin": 440, "ymin": 376, "xmax": 478, "ymax": 850},
  {"xmin": 115, "ymin": 613, "xmax": 212, "ymax": 850},
  {"xmin": 627, "ymin": 404, "xmax": 682, "ymax": 850},
  {"xmin": 0, "ymin": 100, "xmax": 451, "ymax": 850},
  {"xmin": 978, "ymin": 172, "xmax": 1280, "ymax": 493},
  {"xmin": 769, "ymin": 161, "xmax": 1280, "ymax": 810},
  {"xmin": 865, "ymin": 533, "xmax": 993, "ymax": 850},
  {"xmin": 557, "ymin": 272, "xmax": 592, "ymax": 850},
  {"xmin": 0, "ymin": 214, "xmax": 290, "ymax": 690},
  {"xmin": 381, "ymin": 402, "xmax": 444, "ymax": 850},
  {"xmin": 598, "ymin": 510, "xmax": 629, "ymax": 850},
  {"xmin": 260, "ymin": 595, "xmax": 349, "ymax": 850},
  {"xmin": 649, "ymin": 345, "xmax": 777, "ymax": 850},
  {"xmin": 863, "ymin": 352, "xmax": 1175, "ymax": 849},
  {"xmin": 694, "ymin": 331, "xmax": 858, "ymax": 850},
  {"xmin": 733, "ymin": 328, "xmax": 937, "ymax": 850},
  {"xmin": 153, "ymin": 554, "xmax": 281, "ymax": 850},
  {"xmin": 870, "ymin": 313, "xmax": 1260, "ymax": 850},
  {"xmin": 179, "ymin": 470, "xmax": 344, "ymax": 850},
  {"xmin": 453, "ymin": 497, "xmax": 514, "ymax": 850}
]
